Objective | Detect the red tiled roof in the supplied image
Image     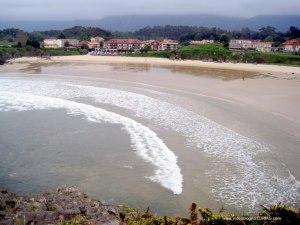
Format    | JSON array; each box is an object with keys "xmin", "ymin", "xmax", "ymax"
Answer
[
  {"xmin": 283, "ymin": 39, "xmax": 300, "ymax": 45},
  {"xmin": 106, "ymin": 39, "xmax": 143, "ymax": 44}
]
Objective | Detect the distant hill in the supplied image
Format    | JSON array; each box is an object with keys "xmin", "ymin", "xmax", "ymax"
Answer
[
  {"xmin": 98, "ymin": 15, "xmax": 300, "ymax": 32},
  {"xmin": 0, "ymin": 15, "xmax": 299, "ymax": 32}
]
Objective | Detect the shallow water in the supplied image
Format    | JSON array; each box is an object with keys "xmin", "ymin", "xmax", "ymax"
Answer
[{"xmin": 0, "ymin": 62, "xmax": 299, "ymax": 215}]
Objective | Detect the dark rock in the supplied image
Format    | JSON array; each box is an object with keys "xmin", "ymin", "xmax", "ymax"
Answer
[
  {"xmin": 5, "ymin": 200, "xmax": 16, "ymax": 208},
  {"xmin": 0, "ymin": 56, "xmax": 7, "ymax": 65},
  {"xmin": 79, "ymin": 206, "xmax": 87, "ymax": 215},
  {"xmin": 0, "ymin": 187, "xmax": 121, "ymax": 225}
]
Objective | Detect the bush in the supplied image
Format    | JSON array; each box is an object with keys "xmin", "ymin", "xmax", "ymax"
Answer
[{"xmin": 177, "ymin": 44, "xmax": 232, "ymax": 61}]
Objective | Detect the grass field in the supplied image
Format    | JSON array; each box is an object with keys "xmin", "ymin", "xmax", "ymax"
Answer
[
  {"xmin": 127, "ymin": 44, "xmax": 300, "ymax": 66},
  {"xmin": 0, "ymin": 46, "xmax": 87, "ymax": 60}
]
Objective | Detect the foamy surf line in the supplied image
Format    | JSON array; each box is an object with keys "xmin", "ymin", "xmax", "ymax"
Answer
[
  {"xmin": 0, "ymin": 77, "xmax": 299, "ymax": 212},
  {"xmin": 0, "ymin": 91, "xmax": 183, "ymax": 195}
]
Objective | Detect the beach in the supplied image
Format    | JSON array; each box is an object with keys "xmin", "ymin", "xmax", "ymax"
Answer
[
  {"xmin": 0, "ymin": 56, "xmax": 299, "ymax": 214},
  {"xmin": 4, "ymin": 56, "xmax": 300, "ymax": 122},
  {"xmin": 8, "ymin": 55, "xmax": 300, "ymax": 75}
]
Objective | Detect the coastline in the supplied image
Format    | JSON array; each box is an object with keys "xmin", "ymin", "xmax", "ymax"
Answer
[
  {"xmin": 8, "ymin": 55, "xmax": 300, "ymax": 76},
  {"xmin": 2, "ymin": 55, "xmax": 300, "ymax": 123}
]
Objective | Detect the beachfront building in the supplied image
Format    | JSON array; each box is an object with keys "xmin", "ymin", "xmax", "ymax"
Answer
[
  {"xmin": 190, "ymin": 40, "xmax": 214, "ymax": 45},
  {"xmin": 64, "ymin": 39, "xmax": 80, "ymax": 48},
  {"xmin": 43, "ymin": 39, "xmax": 79, "ymax": 48},
  {"xmin": 88, "ymin": 36, "xmax": 105, "ymax": 49},
  {"xmin": 143, "ymin": 40, "xmax": 161, "ymax": 51},
  {"xmin": 104, "ymin": 39, "xmax": 144, "ymax": 53},
  {"xmin": 159, "ymin": 39, "xmax": 179, "ymax": 51},
  {"xmin": 229, "ymin": 39, "xmax": 272, "ymax": 52},
  {"xmin": 229, "ymin": 39, "xmax": 254, "ymax": 50},
  {"xmin": 283, "ymin": 39, "xmax": 300, "ymax": 52},
  {"xmin": 252, "ymin": 41, "xmax": 272, "ymax": 52},
  {"xmin": 43, "ymin": 39, "xmax": 64, "ymax": 48}
]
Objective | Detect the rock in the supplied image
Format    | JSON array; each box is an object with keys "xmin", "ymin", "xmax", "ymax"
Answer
[
  {"xmin": 0, "ymin": 57, "xmax": 6, "ymax": 65},
  {"xmin": 0, "ymin": 187, "xmax": 120, "ymax": 225}
]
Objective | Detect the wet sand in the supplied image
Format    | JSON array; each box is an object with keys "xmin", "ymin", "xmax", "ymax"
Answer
[
  {"xmin": 0, "ymin": 58, "xmax": 299, "ymax": 215},
  {"xmin": 3, "ymin": 57, "xmax": 300, "ymax": 123}
]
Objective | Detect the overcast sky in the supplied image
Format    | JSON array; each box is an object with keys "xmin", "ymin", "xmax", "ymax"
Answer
[{"xmin": 0, "ymin": 0, "xmax": 299, "ymax": 20}]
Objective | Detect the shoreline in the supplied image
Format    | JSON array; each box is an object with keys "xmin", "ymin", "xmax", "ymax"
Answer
[{"xmin": 8, "ymin": 55, "xmax": 300, "ymax": 76}]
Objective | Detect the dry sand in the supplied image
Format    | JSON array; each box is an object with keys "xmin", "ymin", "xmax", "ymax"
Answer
[{"xmin": 8, "ymin": 55, "xmax": 300, "ymax": 76}]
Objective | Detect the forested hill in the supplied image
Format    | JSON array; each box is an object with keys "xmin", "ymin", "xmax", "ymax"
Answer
[
  {"xmin": 1, "ymin": 25, "xmax": 300, "ymax": 46},
  {"xmin": 29, "ymin": 26, "xmax": 111, "ymax": 41},
  {"xmin": 98, "ymin": 14, "xmax": 300, "ymax": 32},
  {"xmin": 1, "ymin": 15, "xmax": 299, "ymax": 32}
]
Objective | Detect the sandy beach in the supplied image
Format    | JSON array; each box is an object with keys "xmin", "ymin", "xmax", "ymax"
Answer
[
  {"xmin": 7, "ymin": 55, "xmax": 300, "ymax": 76},
  {"xmin": 3, "ymin": 55, "xmax": 300, "ymax": 123}
]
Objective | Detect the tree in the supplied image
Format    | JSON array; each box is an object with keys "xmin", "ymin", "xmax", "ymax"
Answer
[
  {"xmin": 219, "ymin": 34, "xmax": 229, "ymax": 48},
  {"xmin": 259, "ymin": 26, "xmax": 277, "ymax": 39},
  {"xmin": 64, "ymin": 41, "xmax": 70, "ymax": 48},
  {"xmin": 140, "ymin": 45, "xmax": 152, "ymax": 52},
  {"xmin": 57, "ymin": 33, "xmax": 66, "ymax": 39},
  {"xmin": 264, "ymin": 35, "xmax": 274, "ymax": 42},
  {"xmin": 26, "ymin": 39, "xmax": 40, "ymax": 49},
  {"xmin": 289, "ymin": 26, "xmax": 300, "ymax": 38},
  {"xmin": 80, "ymin": 42, "xmax": 89, "ymax": 49}
]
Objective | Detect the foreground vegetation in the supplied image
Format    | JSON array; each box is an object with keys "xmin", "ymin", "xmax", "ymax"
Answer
[
  {"xmin": 127, "ymin": 44, "xmax": 300, "ymax": 66},
  {"xmin": 0, "ymin": 45, "xmax": 88, "ymax": 64},
  {"xmin": 122, "ymin": 203, "xmax": 299, "ymax": 225},
  {"xmin": 60, "ymin": 203, "xmax": 300, "ymax": 225}
]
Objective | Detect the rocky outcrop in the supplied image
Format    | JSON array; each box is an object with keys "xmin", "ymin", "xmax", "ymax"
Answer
[
  {"xmin": 0, "ymin": 186, "xmax": 120, "ymax": 225},
  {"xmin": 0, "ymin": 55, "xmax": 7, "ymax": 65}
]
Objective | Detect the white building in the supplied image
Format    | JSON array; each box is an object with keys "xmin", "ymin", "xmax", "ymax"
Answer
[
  {"xmin": 229, "ymin": 39, "xmax": 272, "ymax": 52},
  {"xmin": 43, "ymin": 39, "xmax": 63, "ymax": 48},
  {"xmin": 104, "ymin": 39, "xmax": 144, "ymax": 52},
  {"xmin": 190, "ymin": 40, "xmax": 214, "ymax": 45},
  {"xmin": 43, "ymin": 39, "xmax": 79, "ymax": 48},
  {"xmin": 283, "ymin": 39, "xmax": 300, "ymax": 52},
  {"xmin": 88, "ymin": 36, "xmax": 105, "ymax": 49},
  {"xmin": 159, "ymin": 39, "xmax": 179, "ymax": 51}
]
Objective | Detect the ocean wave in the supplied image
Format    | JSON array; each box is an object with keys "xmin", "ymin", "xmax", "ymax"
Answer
[
  {"xmin": 0, "ymin": 77, "xmax": 299, "ymax": 211},
  {"xmin": 0, "ymin": 91, "xmax": 183, "ymax": 195}
]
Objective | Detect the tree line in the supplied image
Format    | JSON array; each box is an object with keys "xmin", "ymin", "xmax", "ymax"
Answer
[
  {"xmin": 1, "ymin": 25, "xmax": 299, "ymax": 47},
  {"xmin": 134, "ymin": 25, "xmax": 300, "ymax": 46}
]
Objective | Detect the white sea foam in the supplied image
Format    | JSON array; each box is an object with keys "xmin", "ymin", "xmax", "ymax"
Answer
[
  {"xmin": 0, "ymin": 91, "xmax": 183, "ymax": 195},
  {"xmin": 0, "ymin": 77, "xmax": 299, "ymax": 211}
]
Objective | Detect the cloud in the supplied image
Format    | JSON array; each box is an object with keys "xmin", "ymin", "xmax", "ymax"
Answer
[{"xmin": 0, "ymin": 0, "xmax": 299, "ymax": 20}]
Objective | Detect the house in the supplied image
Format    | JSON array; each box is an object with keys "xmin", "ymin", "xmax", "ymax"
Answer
[
  {"xmin": 63, "ymin": 39, "xmax": 80, "ymax": 47},
  {"xmin": 159, "ymin": 39, "xmax": 179, "ymax": 51},
  {"xmin": 43, "ymin": 39, "xmax": 64, "ymax": 48},
  {"xmin": 88, "ymin": 36, "xmax": 104, "ymax": 49},
  {"xmin": 252, "ymin": 41, "xmax": 272, "ymax": 52},
  {"xmin": 43, "ymin": 39, "xmax": 79, "ymax": 48},
  {"xmin": 190, "ymin": 40, "xmax": 214, "ymax": 45},
  {"xmin": 229, "ymin": 39, "xmax": 254, "ymax": 50},
  {"xmin": 143, "ymin": 40, "xmax": 161, "ymax": 51},
  {"xmin": 283, "ymin": 39, "xmax": 300, "ymax": 52},
  {"xmin": 104, "ymin": 39, "xmax": 144, "ymax": 52},
  {"xmin": 229, "ymin": 39, "xmax": 272, "ymax": 52}
]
